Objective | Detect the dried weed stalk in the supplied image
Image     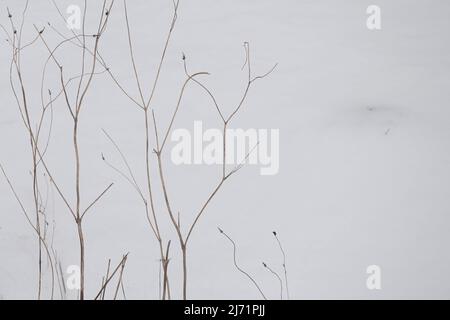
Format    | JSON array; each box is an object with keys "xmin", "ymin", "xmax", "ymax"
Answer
[{"xmin": 2, "ymin": 0, "xmax": 277, "ymax": 300}]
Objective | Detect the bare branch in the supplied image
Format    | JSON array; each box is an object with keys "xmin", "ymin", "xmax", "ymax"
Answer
[
  {"xmin": 218, "ymin": 228, "xmax": 267, "ymax": 300},
  {"xmin": 94, "ymin": 253, "xmax": 129, "ymax": 300},
  {"xmin": 262, "ymin": 262, "xmax": 283, "ymax": 300},
  {"xmin": 273, "ymin": 231, "xmax": 290, "ymax": 299},
  {"xmin": 81, "ymin": 183, "xmax": 114, "ymax": 220},
  {"xmin": 160, "ymin": 71, "xmax": 209, "ymax": 151}
]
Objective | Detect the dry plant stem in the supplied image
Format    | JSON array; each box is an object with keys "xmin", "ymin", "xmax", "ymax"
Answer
[
  {"xmin": 102, "ymin": 259, "xmax": 111, "ymax": 300},
  {"xmin": 0, "ymin": 164, "xmax": 55, "ymax": 299},
  {"xmin": 181, "ymin": 46, "xmax": 277, "ymax": 243},
  {"xmin": 152, "ymin": 47, "xmax": 275, "ymax": 299},
  {"xmin": 145, "ymin": 108, "xmax": 168, "ymax": 300},
  {"xmin": 263, "ymin": 262, "xmax": 283, "ymax": 300},
  {"xmin": 116, "ymin": 0, "xmax": 181, "ymax": 299},
  {"xmin": 9, "ymin": 3, "xmax": 43, "ymax": 298},
  {"xmin": 3, "ymin": 2, "xmax": 57, "ymax": 299},
  {"xmin": 94, "ymin": 253, "xmax": 129, "ymax": 300},
  {"xmin": 102, "ymin": 0, "xmax": 181, "ymax": 298},
  {"xmin": 109, "ymin": 1, "xmax": 274, "ymax": 299},
  {"xmin": 273, "ymin": 232, "xmax": 289, "ymax": 299},
  {"xmin": 113, "ymin": 259, "xmax": 126, "ymax": 300},
  {"xmin": 101, "ymin": 124, "xmax": 169, "ymax": 299},
  {"xmin": 120, "ymin": 281, "xmax": 127, "ymax": 300},
  {"xmin": 51, "ymin": 235, "xmax": 66, "ymax": 301},
  {"xmin": 137, "ymin": 0, "xmax": 181, "ymax": 296},
  {"xmin": 162, "ymin": 240, "xmax": 172, "ymax": 300},
  {"xmin": 80, "ymin": 1, "xmax": 113, "ymax": 300},
  {"xmin": 35, "ymin": 0, "xmax": 115, "ymax": 300},
  {"xmin": 218, "ymin": 228, "xmax": 267, "ymax": 300},
  {"xmin": 54, "ymin": 255, "xmax": 67, "ymax": 299},
  {"xmin": 152, "ymin": 72, "xmax": 210, "ymax": 299}
]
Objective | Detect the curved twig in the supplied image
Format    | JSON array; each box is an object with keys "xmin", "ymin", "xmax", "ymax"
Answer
[{"xmin": 218, "ymin": 227, "xmax": 266, "ymax": 300}]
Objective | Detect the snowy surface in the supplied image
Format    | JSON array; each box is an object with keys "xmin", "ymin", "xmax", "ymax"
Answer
[{"xmin": 1, "ymin": 0, "xmax": 450, "ymax": 299}]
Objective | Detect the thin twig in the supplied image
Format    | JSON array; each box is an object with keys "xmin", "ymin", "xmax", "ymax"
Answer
[
  {"xmin": 273, "ymin": 231, "xmax": 290, "ymax": 299},
  {"xmin": 218, "ymin": 228, "xmax": 266, "ymax": 300},
  {"xmin": 81, "ymin": 183, "xmax": 114, "ymax": 220},
  {"xmin": 262, "ymin": 262, "xmax": 283, "ymax": 300},
  {"xmin": 94, "ymin": 253, "xmax": 129, "ymax": 300}
]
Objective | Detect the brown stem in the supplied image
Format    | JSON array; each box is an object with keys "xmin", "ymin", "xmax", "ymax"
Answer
[
  {"xmin": 219, "ymin": 228, "xmax": 267, "ymax": 300},
  {"xmin": 144, "ymin": 109, "xmax": 169, "ymax": 299},
  {"xmin": 182, "ymin": 244, "xmax": 187, "ymax": 300},
  {"xmin": 94, "ymin": 253, "xmax": 129, "ymax": 300},
  {"xmin": 76, "ymin": 220, "xmax": 85, "ymax": 300},
  {"xmin": 72, "ymin": 117, "xmax": 85, "ymax": 300}
]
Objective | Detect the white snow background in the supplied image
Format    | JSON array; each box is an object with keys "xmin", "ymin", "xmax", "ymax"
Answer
[{"xmin": 0, "ymin": 0, "xmax": 450, "ymax": 299}]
